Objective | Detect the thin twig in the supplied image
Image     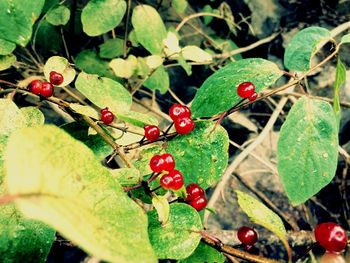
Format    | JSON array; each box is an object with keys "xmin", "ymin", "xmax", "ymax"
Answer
[
  {"xmin": 123, "ymin": 0, "xmax": 132, "ymax": 58},
  {"xmin": 175, "ymin": 12, "xmax": 226, "ymax": 32}
]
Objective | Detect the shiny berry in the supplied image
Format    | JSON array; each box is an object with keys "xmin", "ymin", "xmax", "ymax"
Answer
[
  {"xmin": 189, "ymin": 196, "xmax": 207, "ymax": 211},
  {"xmin": 186, "ymin": 183, "xmax": 204, "ymax": 201},
  {"xmin": 144, "ymin": 125, "xmax": 160, "ymax": 142},
  {"xmin": 101, "ymin": 107, "xmax": 109, "ymax": 114},
  {"xmin": 174, "ymin": 117, "xmax": 195, "ymax": 135},
  {"xmin": 49, "ymin": 71, "xmax": 64, "ymax": 85},
  {"xmin": 29, "ymin": 80, "xmax": 42, "ymax": 95},
  {"xmin": 315, "ymin": 222, "xmax": 348, "ymax": 252},
  {"xmin": 169, "ymin": 104, "xmax": 191, "ymax": 121},
  {"xmin": 161, "ymin": 153, "xmax": 175, "ymax": 171},
  {"xmin": 126, "ymin": 40, "xmax": 133, "ymax": 47},
  {"xmin": 149, "ymin": 155, "xmax": 165, "ymax": 173},
  {"xmin": 100, "ymin": 110, "xmax": 114, "ymax": 125},
  {"xmin": 160, "ymin": 174, "xmax": 174, "ymax": 189},
  {"xmin": 248, "ymin": 92, "xmax": 258, "ymax": 102},
  {"xmin": 168, "ymin": 169, "xmax": 184, "ymax": 190},
  {"xmin": 237, "ymin": 226, "xmax": 258, "ymax": 246},
  {"xmin": 237, "ymin": 82, "xmax": 255, "ymax": 99},
  {"xmin": 41, "ymin": 82, "xmax": 54, "ymax": 97}
]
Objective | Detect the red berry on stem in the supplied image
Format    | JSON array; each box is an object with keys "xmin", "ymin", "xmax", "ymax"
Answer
[
  {"xmin": 29, "ymin": 80, "xmax": 42, "ymax": 95},
  {"xmin": 161, "ymin": 153, "xmax": 175, "ymax": 171},
  {"xmin": 169, "ymin": 104, "xmax": 191, "ymax": 121},
  {"xmin": 186, "ymin": 183, "xmax": 205, "ymax": 201},
  {"xmin": 41, "ymin": 82, "xmax": 54, "ymax": 97},
  {"xmin": 248, "ymin": 92, "xmax": 258, "ymax": 102},
  {"xmin": 144, "ymin": 125, "xmax": 160, "ymax": 142},
  {"xmin": 315, "ymin": 222, "xmax": 348, "ymax": 252},
  {"xmin": 174, "ymin": 117, "xmax": 195, "ymax": 135},
  {"xmin": 160, "ymin": 174, "xmax": 174, "ymax": 189},
  {"xmin": 237, "ymin": 82, "xmax": 255, "ymax": 99},
  {"xmin": 149, "ymin": 155, "xmax": 165, "ymax": 173},
  {"xmin": 49, "ymin": 71, "xmax": 64, "ymax": 85},
  {"xmin": 237, "ymin": 226, "xmax": 258, "ymax": 246},
  {"xmin": 168, "ymin": 169, "xmax": 184, "ymax": 190},
  {"xmin": 101, "ymin": 107, "xmax": 109, "ymax": 114},
  {"xmin": 189, "ymin": 196, "xmax": 207, "ymax": 211},
  {"xmin": 101, "ymin": 110, "xmax": 114, "ymax": 125}
]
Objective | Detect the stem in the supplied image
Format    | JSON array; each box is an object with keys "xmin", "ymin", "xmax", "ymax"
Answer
[
  {"xmin": 123, "ymin": 0, "xmax": 132, "ymax": 58},
  {"xmin": 176, "ymin": 12, "xmax": 227, "ymax": 32}
]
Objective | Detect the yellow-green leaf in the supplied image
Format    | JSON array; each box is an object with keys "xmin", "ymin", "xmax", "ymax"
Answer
[
  {"xmin": 0, "ymin": 54, "xmax": 16, "ymax": 71},
  {"xmin": 152, "ymin": 194, "xmax": 170, "ymax": 225},
  {"xmin": 181, "ymin": 46, "xmax": 212, "ymax": 63}
]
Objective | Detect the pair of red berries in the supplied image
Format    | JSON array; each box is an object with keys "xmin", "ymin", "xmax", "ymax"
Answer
[
  {"xmin": 315, "ymin": 222, "xmax": 348, "ymax": 253},
  {"xmin": 29, "ymin": 71, "xmax": 63, "ymax": 97},
  {"xmin": 185, "ymin": 183, "xmax": 207, "ymax": 211},
  {"xmin": 237, "ymin": 226, "xmax": 258, "ymax": 249},
  {"xmin": 100, "ymin": 107, "xmax": 115, "ymax": 125},
  {"xmin": 237, "ymin": 82, "xmax": 258, "ymax": 102},
  {"xmin": 169, "ymin": 104, "xmax": 195, "ymax": 135}
]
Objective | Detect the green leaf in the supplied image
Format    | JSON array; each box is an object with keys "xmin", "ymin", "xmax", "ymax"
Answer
[
  {"xmin": 33, "ymin": 19, "xmax": 62, "ymax": 53},
  {"xmin": 110, "ymin": 167, "xmax": 141, "ymax": 186},
  {"xmin": 191, "ymin": 58, "xmax": 282, "ymax": 118},
  {"xmin": 236, "ymin": 190, "xmax": 291, "ymax": 259},
  {"xmin": 75, "ymin": 72, "xmax": 131, "ymax": 114},
  {"xmin": 20, "ymin": 107, "xmax": 45, "ymax": 127},
  {"xmin": 181, "ymin": 46, "xmax": 212, "ymax": 63},
  {"xmin": 0, "ymin": 54, "xmax": 16, "ymax": 71},
  {"xmin": 131, "ymin": 5, "xmax": 167, "ymax": 55},
  {"xmin": 334, "ymin": 59, "xmax": 346, "ymax": 127},
  {"xmin": 117, "ymin": 111, "xmax": 159, "ymax": 127},
  {"xmin": 46, "ymin": 5, "xmax": 70, "ymax": 26},
  {"xmin": 179, "ymin": 241, "xmax": 225, "ymax": 263},
  {"xmin": 144, "ymin": 65, "xmax": 169, "ymax": 94},
  {"xmin": 0, "ymin": 0, "xmax": 45, "ymax": 46},
  {"xmin": 172, "ymin": 0, "xmax": 188, "ymax": 14},
  {"xmin": 0, "ymin": 99, "xmax": 26, "ymax": 137},
  {"xmin": 152, "ymin": 194, "xmax": 170, "ymax": 225},
  {"xmin": 167, "ymin": 121, "xmax": 229, "ymax": 189},
  {"xmin": 284, "ymin": 27, "xmax": 332, "ymax": 71},
  {"xmin": 81, "ymin": 0, "xmax": 126, "ymax": 36},
  {"xmin": 148, "ymin": 203, "xmax": 202, "ymax": 259},
  {"xmin": 99, "ymin": 38, "xmax": 125, "ymax": 59},
  {"xmin": 277, "ymin": 96, "xmax": 338, "ymax": 205},
  {"xmin": 340, "ymin": 34, "xmax": 350, "ymax": 45},
  {"xmin": 0, "ymin": 39, "xmax": 16, "ymax": 55},
  {"xmin": 177, "ymin": 55, "xmax": 192, "ymax": 76},
  {"xmin": 43, "ymin": 56, "xmax": 76, "ymax": 87},
  {"xmin": 109, "ymin": 55, "xmax": 138, "ymax": 78},
  {"xmin": 4, "ymin": 125, "xmax": 157, "ymax": 263},
  {"xmin": 75, "ymin": 50, "xmax": 117, "ymax": 79}
]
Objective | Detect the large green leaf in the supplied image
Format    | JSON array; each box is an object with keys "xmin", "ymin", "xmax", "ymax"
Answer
[
  {"xmin": 75, "ymin": 72, "xmax": 132, "ymax": 114},
  {"xmin": 144, "ymin": 65, "xmax": 169, "ymax": 94},
  {"xmin": 284, "ymin": 27, "xmax": 332, "ymax": 71},
  {"xmin": 0, "ymin": 39, "xmax": 16, "ymax": 55},
  {"xmin": 131, "ymin": 5, "xmax": 167, "ymax": 55},
  {"xmin": 99, "ymin": 38, "xmax": 125, "ymax": 59},
  {"xmin": 148, "ymin": 203, "xmax": 202, "ymax": 259},
  {"xmin": 167, "ymin": 121, "xmax": 229, "ymax": 189},
  {"xmin": 81, "ymin": 0, "xmax": 126, "ymax": 36},
  {"xmin": 4, "ymin": 125, "xmax": 157, "ymax": 263},
  {"xmin": 117, "ymin": 111, "xmax": 159, "ymax": 127},
  {"xmin": 333, "ymin": 59, "xmax": 346, "ymax": 127},
  {"xmin": 236, "ymin": 191, "xmax": 291, "ymax": 258},
  {"xmin": 179, "ymin": 241, "xmax": 225, "ymax": 263},
  {"xmin": 0, "ymin": 54, "xmax": 16, "ymax": 71},
  {"xmin": 277, "ymin": 96, "xmax": 338, "ymax": 205},
  {"xmin": 191, "ymin": 58, "xmax": 282, "ymax": 118},
  {"xmin": 46, "ymin": 5, "xmax": 70, "ymax": 26},
  {"xmin": 0, "ymin": 0, "xmax": 45, "ymax": 46},
  {"xmin": 43, "ymin": 56, "xmax": 76, "ymax": 87}
]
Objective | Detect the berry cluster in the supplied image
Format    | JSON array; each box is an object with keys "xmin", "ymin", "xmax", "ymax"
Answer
[
  {"xmin": 314, "ymin": 222, "xmax": 348, "ymax": 253},
  {"xmin": 169, "ymin": 104, "xmax": 195, "ymax": 135},
  {"xmin": 185, "ymin": 183, "xmax": 207, "ymax": 211},
  {"xmin": 237, "ymin": 226, "xmax": 258, "ymax": 250},
  {"xmin": 100, "ymin": 107, "xmax": 115, "ymax": 125},
  {"xmin": 29, "ymin": 71, "xmax": 63, "ymax": 98},
  {"xmin": 237, "ymin": 82, "xmax": 258, "ymax": 102}
]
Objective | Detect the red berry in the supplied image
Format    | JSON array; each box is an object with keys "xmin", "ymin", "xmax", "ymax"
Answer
[
  {"xmin": 169, "ymin": 104, "xmax": 191, "ymax": 121},
  {"xmin": 149, "ymin": 155, "xmax": 165, "ymax": 173},
  {"xmin": 168, "ymin": 169, "xmax": 184, "ymax": 190},
  {"xmin": 237, "ymin": 226, "xmax": 258, "ymax": 246},
  {"xmin": 189, "ymin": 196, "xmax": 207, "ymax": 211},
  {"xmin": 186, "ymin": 183, "xmax": 204, "ymax": 201},
  {"xmin": 29, "ymin": 80, "xmax": 42, "ymax": 95},
  {"xmin": 101, "ymin": 110, "xmax": 114, "ymax": 125},
  {"xmin": 41, "ymin": 82, "xmax": 54, "ymax": 97},
  {"xmin": 161, "ymin": 153, "xmax": 175, "ymax": 171},
  {"xmin": 315, "ymin": 222, "xmax": 348, "ymax": 252},
  {"xmin": 144, "ymin": 125, "xmax": 160, "ymax": 142},
  {"xmin": 248, "ymin": 92, "xmax": 258, "ymax": 102},
  {"xmin": 101, "ymin": 107, "xmax": 109, "ymax": 114},
  {"xmin": 49, "ymin": 71, "xmax": 64, "ymax": 85},
  {"xmin": 160, "ymin": 174, "xmax": 174, "ymax": 189},
  {"xmin": 237, "ymin": 82, "xmax": 255, "ymax": 99},
  {"xmin": 174, "ymin": 117, "xmax": 195, "ymax": 135}
]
